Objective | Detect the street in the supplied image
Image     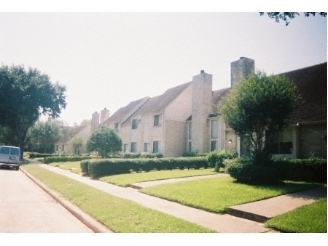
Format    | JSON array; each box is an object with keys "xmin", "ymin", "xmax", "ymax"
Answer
[{"xmin": 0, "ymin": 168, "xmax": 93, "ymax": 233}]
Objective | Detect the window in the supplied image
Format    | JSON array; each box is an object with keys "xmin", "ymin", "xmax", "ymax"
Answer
[
  {"xmin": 123, "ymin": 144, "xmax": 128, "ymax": 152},
  {"xmin": 0, "ymin": 147, "xmax": 10, "ymax": 154},
  {"xmin": 132, "ymin": 119, "xmax": 138, "ymax": 129},
  {"xmin": 188, "ymin": 122, "xmax": 192, "ymax": 139},
  {"xmin": 153, "ymin": 141, "xmax": 161, "ymax": 153},
  {"xmin": 131, "ymin": 142, "xmax": 137, "ymax": 152},
  {"xmin": 211, "ymin": 141, "xmax": 217, "ymax": 151},
  {"xmin": 211, "ymin": 120, "xmax": 218, "ymax": 139},
  {"xmin": 188, "ymin": 142, "xmax": 192, "ymax": 152},
  {"xmin": 272, "ymin": 142, "xmax": 293, "ymax": 154},
  {"xmin": 143, "ymin": 143, "xmax": 148, "ymax": 152},
  {"xmin": 154, "ymin": 114, "xmax": 161, "ymax": 126},
  {"xmin": 115, "ymin": 123, "xmax": 119, "ymax": 130}
]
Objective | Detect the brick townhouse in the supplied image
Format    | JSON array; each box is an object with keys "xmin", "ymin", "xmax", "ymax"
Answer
[{"xmin": 55, "ymin": 57, "xmax": 327, "ymax": 159}]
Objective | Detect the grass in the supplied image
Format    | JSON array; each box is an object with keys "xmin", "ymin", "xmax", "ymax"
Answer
[
  {"xmin": 141, "ymin": 176, "xmax": 322, "ymax": 214},
  {"xmin": 49, "ymin": 161, "xmax": 81, "ymax": 174},
  {"xmin": 21, "ymin": 164, "xmax": 214, "ymax": 233},
  {"xmin": 265, "ymin": 198, "xmax": 327, "ymax": 233},
  {"xmin": 99, "ymin": 168, "xmax": 219, "ymax": 187}
]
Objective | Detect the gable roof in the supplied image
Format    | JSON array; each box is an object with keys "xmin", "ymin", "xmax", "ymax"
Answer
[
  {"xmin": 104, "ymin": 97, "xmax": 150, "ymax": 124},
  {"xmin": 283, "ymin": 62, "xmax": 327, "ymax": 125},
  {"xmin": 123, "ymin": 81, "xmax": 192, "ymax": 122},
  {"xmin": 203, "ymin": 62, "xmax": 327, "ymax": 124},
  {"xmin": 56, "ymin": 124, "xmax": 86, "ymax": 144}
]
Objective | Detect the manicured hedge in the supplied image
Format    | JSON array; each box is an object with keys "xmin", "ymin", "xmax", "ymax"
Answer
[
  {"xmin": 273, "ymin": 158, "xmax": 327, "ymax": 183},
  {"xmin": 44, "ymin": 155, "xmax": 92, "ymax": 164},
  {"xmin": 226, "ymin": 157, "xmax": 327, "ymax": 183},
  {"xmin": 80, "ymin": 157, "xmax": 208, "ymax": 178},
  {"xmin": 28, "ymin": 152, "xmax": 62, "ymax": 159}
]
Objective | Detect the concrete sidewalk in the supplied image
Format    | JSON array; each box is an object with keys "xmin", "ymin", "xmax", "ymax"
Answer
[{"xmin": 23, "ymin": 162, "xmax": 327, "ymax": 233}]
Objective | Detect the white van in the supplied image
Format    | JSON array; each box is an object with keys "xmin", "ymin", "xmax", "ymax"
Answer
[{"xmin": 0, "ymin": 146, "xmax": 21, "ymax": 170}]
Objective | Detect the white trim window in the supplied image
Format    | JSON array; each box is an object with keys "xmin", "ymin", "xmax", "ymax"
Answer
[{"xmin": 210, "ymin": 120, "xmax": 219, "ymax": 151}]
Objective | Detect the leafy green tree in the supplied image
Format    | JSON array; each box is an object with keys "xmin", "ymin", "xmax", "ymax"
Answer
[
  {"xmin": 259, "ymin": 12, "xmax": 326, "ymax": 26},
  {"xmin": 219, "ymin": 71, "xmax": 300, "ymax": 165},
  {"xmin": 26, "ymin": 120, "xmax": 65, "ymax": 153},
  {"xmin": 72, "ymin": 137, "xmax": 84, "ymax": 155},
  {"xmin": 0, "ymin": 65, "xmax": 66, "ymax": 157},
  {"xmin": 86, "ymin": 127, "xmax": 122, "ymax": 158}
]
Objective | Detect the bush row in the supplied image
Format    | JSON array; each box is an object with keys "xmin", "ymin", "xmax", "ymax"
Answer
[
  {"xmin": 44, "ymin": 155, "xmax": 92, "ymax": 164},
  {"xmin": 81, "ymin": 157, "xmax": 208, "ymax": 178},
  {"xmin": 225, "ymin": 157, "xmax": 327, "ymax": 183},
  {"xmin": 273, "ymin": 158, "xmax": 327, "ymax": 183},
  {"xmin": 121, "ymin": 152, "xmax": 163, "ymax": 159},
  {"xmin": 27, "ymin": 152, "xmax": 63, "ymax": 159}
]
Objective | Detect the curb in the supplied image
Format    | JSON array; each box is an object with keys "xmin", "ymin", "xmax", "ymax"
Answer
[{"xmin": 20, "ymin": 167, "xmax": 112, "ymax": 233}]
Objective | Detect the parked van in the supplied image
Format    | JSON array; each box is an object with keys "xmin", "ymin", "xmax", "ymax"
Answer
[{"xmin": 0, "ymin": 146, "xmax": 21, "ymax": 170}]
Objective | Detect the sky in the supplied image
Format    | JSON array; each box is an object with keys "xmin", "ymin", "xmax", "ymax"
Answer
[{"xmin": 0, "ymin": 1, "xmax": 327, "ymax": 127}]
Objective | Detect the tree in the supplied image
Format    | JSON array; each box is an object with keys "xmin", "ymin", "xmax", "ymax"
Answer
[
  {"xmin": 259, "ymin": 12, "xmax": 327, "ymax": 26},
  {"xmin": 72, "ymin": 137, "xmax": 84, "ymax": 155},
  {"xmin": 86, "ymin": 127, "xmax": 122, "ymax": 158},
  {"xmin": 218, "ymin": 71, "xmax": 300, "ymax": 165},
  {"xmin": 0, "ymin": 65, "xmax": 66, "ymax": 157},
  {"xmin": 26, "ymin": 120, "xmax": 65, "ymax": 153}
]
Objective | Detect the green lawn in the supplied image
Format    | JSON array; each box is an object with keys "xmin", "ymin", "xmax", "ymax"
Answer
[
  {"xmin": 141, "ymin": 177, "xmax": 321, "ymax": 214},
  {"xmin": 49, "ymin": 161, "xmax": 82, "ymax": 174},
  {"xmin": 265, "ymin": 198, "xmax": 327, "ymax": 233},
  {"xmin": 99, "ymin": 168, "xmax": 219, "ymax": 187},
  {"xmin": 21, "ymin": 164, "xmax": 214, "ymax": 233}
]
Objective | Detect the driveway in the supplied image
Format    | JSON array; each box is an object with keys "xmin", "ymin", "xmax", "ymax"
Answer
[{"xmin": 0, "ymin": 168, "xmax": 93, "ymax": 233}]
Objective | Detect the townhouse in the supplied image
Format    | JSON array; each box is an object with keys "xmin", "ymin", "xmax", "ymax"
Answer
[{"xmin": 56, "ymin": 57, "xmax": 327, "ymax": 159}]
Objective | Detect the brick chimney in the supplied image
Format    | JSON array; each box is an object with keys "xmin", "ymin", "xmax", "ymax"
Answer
[
  {"xmin": 100, "ymin": 108, "xmax": 110, "ymax": 124},
  {"xmin": 91, "ymin": 111, "xmax": 100, "ymax": 132},
  {"xmin": 231, "ymin": 57, "xmax": 255, "ymax": 87},
  {"xmin": 191, "ymin": 70, "xmax": 213, "ymax": 152}
]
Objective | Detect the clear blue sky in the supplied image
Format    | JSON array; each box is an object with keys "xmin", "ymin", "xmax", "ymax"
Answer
[{"xmin": 1, "ymin": 2, "xmax": 327, "ymax": 126}]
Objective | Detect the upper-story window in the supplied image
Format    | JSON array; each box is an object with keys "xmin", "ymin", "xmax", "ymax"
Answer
[
  {"xmin": 132, "ymin": 119, "xmax": 138, "ymax": 129},
  {"xmin": 154, "ymin": 114, "xmax": 161, "ymax": 126},
  {"xmin": 115, "ymin": 123, "xmax": 119, "ymax": 130}
]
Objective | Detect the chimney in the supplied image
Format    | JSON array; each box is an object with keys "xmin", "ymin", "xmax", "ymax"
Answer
[
  {"xmin": 100, "ymin": 108, "xmax": 110, "ymax": 124},
  {"xmin": 91, "ymin": 111, "xmax": 100, "ymax": 132},
  {"xmin": 230, "ymin": 57, "xmax": 255, "ymax": 87},
  {"xmin": 191, "ymin": 70, "xmax": 213, "ymax": 152}
]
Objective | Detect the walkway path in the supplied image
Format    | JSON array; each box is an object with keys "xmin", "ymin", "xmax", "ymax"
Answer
[{"xmin": 23, "ymin": 161, "xmax": 327, "ymax": 233}]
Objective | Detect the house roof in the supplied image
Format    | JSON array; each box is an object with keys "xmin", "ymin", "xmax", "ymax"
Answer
[
  {"xmin": 124, "ymin": 81, "xmax": 192, "ymax": 122},
  {"xmin": 212, "ymin": 87, "xmax": 231, "ymax": 106},
  {"xmin": 56, "ymin": 124, "xmax": 86, "ymax": 144},
  {"xmin": 282, "ymin": 62, "xmax": 327, "ymax": 125},
  {"xmin": 104, "ymin": 97, "xmax": 150, "ymax": 124}
]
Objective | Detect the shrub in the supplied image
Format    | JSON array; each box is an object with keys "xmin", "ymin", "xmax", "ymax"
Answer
[
  {"xmin": 139, "ymin": 152, "xmax": 163, "ymax": 158},
  {"xmin": 82, "ymin": 157, "xmax": 209, "ymax": 178},
  {"xmin": 207, "ymin": 150, "xmax": 238, "ymax": 172},
  {"xmin": 182, "ymin": 151, "xmax": 208, "ymax": 157},
  {"xmin": 121, "ymin": 152, "xmax": 141, "ymax": 159},
  {"xmin": 273, "ymin": 158, "xmax": 327, "ymax": 183},
  {"xmin": 227, "ymin": 157, "xmax": 327, "ymax": 184},
  {"xmin": 28, "ymin": 152, "xmax": 62, "ymax": 159},
  {"xmin": 44, "ymin": 155, "xmax": 92, "ymax": 164},
  {"xmin": 226, "ymin": 157, "xmax": 281, "ymax": 184}
]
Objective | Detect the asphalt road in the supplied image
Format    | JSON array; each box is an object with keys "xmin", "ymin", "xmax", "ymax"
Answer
[{"xmin": 0, "ymin": 168, "xmax": 94, "ymax": 233}]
